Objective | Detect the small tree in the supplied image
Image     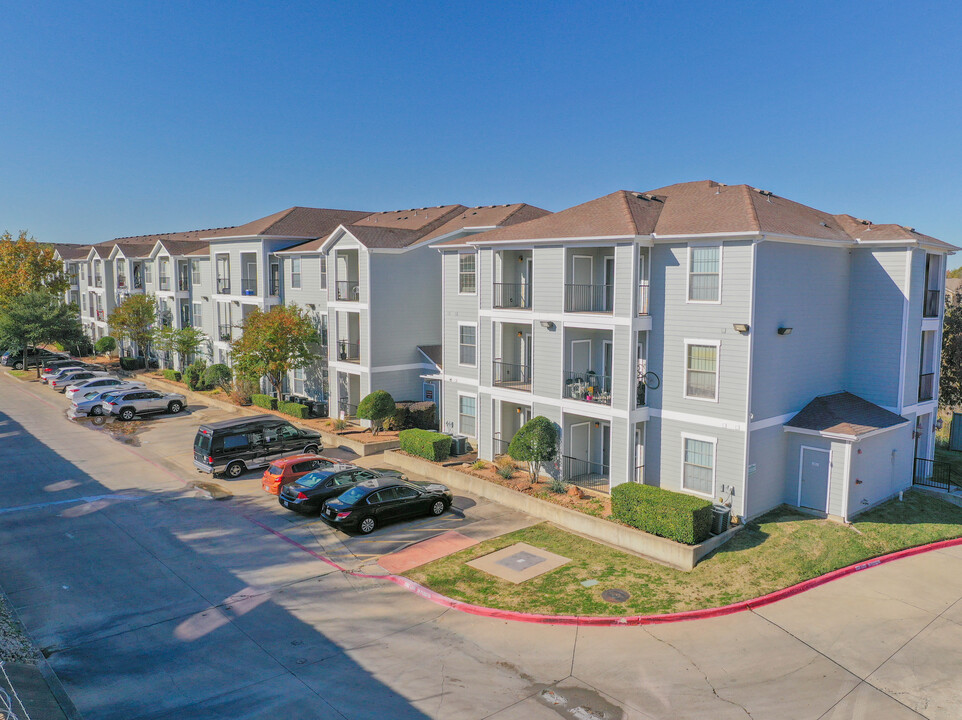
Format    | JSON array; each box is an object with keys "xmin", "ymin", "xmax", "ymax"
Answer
[
  {"xmin": 109, "ymin": 294, "xmax": 156, "ymax": 358},
  {"xmin": 0, "ymin": 291, "xmax": 85, "ymax": 376},
  {"xmin": 202, "ymin": 363, "xmax": 233, "ymax": 392},
  {"xmin": 941, "ymin": 303, "xmax": 962, "ymax": 408},
  {"xmin": 94, "ymin": 335, "xmax": 117, "ymax": 357},
  {"xmin": 173, "ymin": 326, "xmax": 207, "ymax": 369},
  {"xmin": 357, "ymin": 390, "xmax": 395, "ymax": 436},
  {"xmin": 0, "ymin": 231, "xmax": 68, "ymax": 311},
  {"xmin": 507, "ymin": 416, "xmax": 559, "ymax": 482},
  {"xmin": 230, "ymin": 305, "xmax": 319, "ymax": 399},
  {"xmin": 152, "ymin": 324, "xmax": 177, "ymax": 369}
]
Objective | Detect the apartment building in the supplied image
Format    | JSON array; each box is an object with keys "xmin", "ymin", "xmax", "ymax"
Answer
[{"xmin": 436, "ymin": 181, "xmax": 954, "ymax": 521}]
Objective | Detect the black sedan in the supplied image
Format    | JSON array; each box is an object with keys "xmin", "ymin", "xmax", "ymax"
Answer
[
  {"xmin": 278, "ymin": 466, "xmax": 404, "ymax": 514},
  {"xmin": 319, "ymin": 477, "xmax": 454, "ymax": 534}
]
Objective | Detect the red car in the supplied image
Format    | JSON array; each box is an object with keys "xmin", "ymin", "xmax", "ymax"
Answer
[{"xmin": 262, "ymin": 454, "xmax": 337, "ymax": 495}]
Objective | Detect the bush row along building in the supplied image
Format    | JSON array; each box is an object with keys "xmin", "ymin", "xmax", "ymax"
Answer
[{"xmin": 53, "ymin": 180, "xmax": 955, "ymax": 521}]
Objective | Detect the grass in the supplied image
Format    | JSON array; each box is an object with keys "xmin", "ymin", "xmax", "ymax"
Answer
[
  {"xmin": 404, "ymin": 491, "xmax": 962, "ymax": 616},
  {"xmin": 8, "ymin": 370, "xmax": 30, "ymax": 379}
]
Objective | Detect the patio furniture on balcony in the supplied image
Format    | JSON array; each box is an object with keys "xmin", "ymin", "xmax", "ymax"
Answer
[
  {"xmin": 218, "ymin": 324, "xmax": 232, "ymax": 342},
  {"xmin": 241, "ymin": 278, "xmax": 257, "ymax": 296},
  {"xmin": 337, "ymin": 340, "xmax": 360, "ymax": 363},
  {"xmin": 335, "ymin": 280, "xmax": 360, "ymax": 301},
  {"xmin": 563, "ymin": 370, "xmax": 612, "ymax": 405}
]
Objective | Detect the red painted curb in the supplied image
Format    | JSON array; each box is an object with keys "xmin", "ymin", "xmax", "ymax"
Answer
[{"xmin": 244, "ymin": 513, "xmax": 962, "ymax": 627}]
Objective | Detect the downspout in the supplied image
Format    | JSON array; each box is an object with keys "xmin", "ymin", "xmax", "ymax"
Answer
[{"xmin": 741, "ymin": 239, "xmax": 759, "ymax": 520}]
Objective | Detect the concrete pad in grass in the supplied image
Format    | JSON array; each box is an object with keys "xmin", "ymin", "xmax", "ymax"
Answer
[{"xmin": 466, "ymin": 542, "xmax": 570, "ymax": 584}]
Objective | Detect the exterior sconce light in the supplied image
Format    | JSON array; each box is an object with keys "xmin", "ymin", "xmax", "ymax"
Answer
[
  {"xmin": 539, "ymin": 320, "xmax": 555, "ymax": 330},
  {"xmin": 732, "ymin": 323, "xmax": 750, "ymax": 334},
  {"xmin": 594, "ymin": 421, "xmax": 600, "ymax": 428},
  {"xmin": 517, "ymin": 331, "xmax": 523, "ymax": 337},
  {"xmin": 777, "ymin": 327, "xmax": 793, "ymax": 335},
  {"xmin": 516, "ymin": 407, "xmax": 522, "ymax": 414},
  {"xmin": 518, "ymin": 255, "xmax": 524, "ymax": 262}
]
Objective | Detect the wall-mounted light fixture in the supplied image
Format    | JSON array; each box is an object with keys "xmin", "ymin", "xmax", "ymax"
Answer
[
  {"xmin": 517, "ymin": 331, "xmax": 523, "ymax": 337},
  {"xmin": 518, "ymin": 255, "xmax": 524, "ymax": 262},
  {"xmin": 594, "ymin": 421, "xmax": 600, "ymax": 428},
  {"xmin": 516, "ymin": 407, "xmax": 522, "ymax": 414},
  {"xmin": 202, "ymin": 296, "xmax": 209, "ymax": 301},
  {"xmin": 539, "ymin": 320, "xmax": 555, "ymax": 330},
  {"xmin": 777, "ymin": 327, "xmax": 793, "ymax": 335},
  {"xmin": 733, "ymin": 323, "xmax": 750, "ymax": 334}
]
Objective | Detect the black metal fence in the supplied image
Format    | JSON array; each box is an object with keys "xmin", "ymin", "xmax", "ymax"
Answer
[
  {"xmin": 913, "ymin": 457, "xmax": 958, "ymax": 491},
  {"xmin": 337, "ymin": 340, "xmax": 360, "ymax": 362},
  {"xmin": 338, "ymin": 399, "xmax": 358, "ymax": 418},
  {"xmin": 919, "ymin": 373, "xmax": 935, "ymax": 402},
  {"xmin": 336, "ymin": 280, "xmax": 359, "ymax": 301},
  {"xmin": 218, "ymin": 324, "xmax": 232, "ymax": 342},
  {"xmin": 492, "ymin": 435, "xmax": 511, "ymax": 456},
  {"xmin": 563, "ymin": 370, "xmax": 612, "ymax": 405},
  {"xmin": 923, "ymin": 289, "xmax": 940, "ymax": 318},
  {"xmin": 492, "ymin": 361, "xmax": 531, "ymax": 391},
  {"xmin": 562, "ymin": 455, "xmax": 610, "ymax": 492},
  {"xmin": 564, "ymin": 283, "xmax": 613, "ymax": 313},
  {"xmin": 493, "ymin": 282, "xmax": 532, "ymax": 309}
]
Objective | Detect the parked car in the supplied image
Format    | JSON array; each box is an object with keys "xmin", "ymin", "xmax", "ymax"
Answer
[
  {"xmin": 50, "ymin": 370, "xmax": 113, "ymax": 392},
  {"xmin": 318, "ymin": 477, "xmax": 453, "ymax": 534},
  {"xmin": 193, "ymin": 415, "xmax": 324, "ymax": 479},
  {"xmin": 1, "ymin": 348, "xmax": 65, "ymax": 370},
  {"xmin": 102, "ymin": 388, "xmax": 187, "ymax": 420},
  {"xmin": 42, "ymin": 364, "xmax": 93, "ymax": 384},
  {"xmin": 70, "ymin": 386, "xmax": 144, "ymax": 416},
  {"xmin": 261, "ymin": 454, "xmax": 339, "ymax": 495},
  {"xmin": 65, "ymin": 377, "xmax": 143, "ymax": 401},
  {"xmin": 278, "ymin": 467, "xmax": 406, "ymax": 514},
  {"xmin": 40, "ymin": 358, "xmax": 82, "ymax": 375}
]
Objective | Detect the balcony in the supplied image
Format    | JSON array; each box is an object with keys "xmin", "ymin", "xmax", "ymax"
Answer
[
  {"xmin": 337, "ymin": 399, "xmax": 358, "ymax": 419},
  {"xmin": 159, "ymin": 276, "xmax": 170, "ymax": 291},
  {"xmin": 493, "ymin": 282, "xmax": 532, "ymax": 310},
  {"xmin": 68, "ymin": 274, "xmax": 79, "ymax": 287},
  {"xmin": 923, "ymin": 290, "xmax": 940, "ymax": 318},
  {"xmin": 94, "ymin": 276, "xmax": 103, "ymax": 288},
  {"xmin": 565, "ymin": 283, "xmax": 613, "ymax": 313},
  {"xmin": 337, "ymin": 340, "xmax": 360, "ymax": 363},
  {"xmin": 269, "ymin": 279, "xmax": 280, "ymax": 297},
  {"xmin": 178, "ymin": 275, "xmax": 190, "ymax": 292},
  {"xmin": 335, "ymin": 280, "xmax": 360, "ymax": 301},
  {"xmin": 96, "ymin": 309, "xmax": 104, "ymax": 321},
  {"xmin": 637, "ymin": 280, "xmax": 650, "ymax": 316},
  {"xmin": 562, "ymin": 455, "xmax": 609, "ymax": 492},
  {"xmin": 218, "ymin": 324, "xmax": 232, "ymax": 342},
  {"xmin": 217, "ymin": 278, "xmax": 230, "ymax": 294},
  {"xmin": 563, "ymin": 370, "xmax": 612, "ymax": 405},
  {"xmin": 241, "ymin": 278, "xmax": 257, "ymax": 296},
  {"xmin": 919, "ymin": 373, "xmax": 935, "ymax": 402},
  {"xmin": 493, "ymin": 360, "xmax": 531, "ymax": 392},
  {"xmin": 117, "ymin": 276, "xmax": 127, "ymax": 289}
]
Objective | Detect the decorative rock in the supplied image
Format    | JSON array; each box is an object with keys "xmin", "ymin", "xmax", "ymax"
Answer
[{"xmin": 567, "ymin": 485, "xmax": 585, "ymax": 499}]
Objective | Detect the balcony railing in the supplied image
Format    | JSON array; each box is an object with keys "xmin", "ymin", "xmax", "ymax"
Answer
[
  {"xmin": 178, "ymin": 276, "xmax": 190, "ymax": 292},
  {"xmin": 96, "ymin": 309, "xmax": 105, "ymax": 321},
  {"xmin": 493, "ymin": 360, "xmax": 531, "ymax": 392},
  {"xmin": 159, "ymin": 276, "xmax": 170, "ymax": 291},
  {"xmin": 493, "ymin": 282, "xmax": 532, "ymax": 309},
  {"xmin": 217, "ymin": 278, "xmax": 230, "ymax": 294},
  {"xmin": 117, "ymin": 277, "xmax": 127, "ymax": 289},
  {"xmin": 133, "ymin": 275, "xmax": 143, "ymax": 289},
  {"xmin": 635, "ymin": 464, "xmax": 644, "ymax": 483},
  {"xmin": 919, "ymin": 373, "xmax": 935, "ymax": 402},
  {"xmin": 68, "ymin": 275, "xmax": 79, "ymax": 286},
  {"xmin": 94, "ymin": 276, "xmax": 103, "ymax": 288},
  {"xmin": 637, "ymin": 280, "xmax": 650, "ymax": 316},
  {"xmin": 923, "ymin": 289, "xmax": 940, "ymax": 318},
  {"xmin": 338, "ymin": 399, "xmax": 358, "ymax": 419},
  {"xmin": 218, "ymin": 324, "xmax": 232, "ymax": 342},
  {"xmin": 562, "ymin": 455, "xmax": 609, "ymax": 492},
  {"xmin": 563, "ymin": 370, "xmax": 612, "ymax": 405},
  {"xmin": 269, "ymin": 280, "xmax": 280, "ymax": 297},
  {"xmin": 337, "ymin": 340, "xmax": 360, "ymax": 363},
  {"xmin": 564, "ymin": 283, "xmax": 613, "ymax": 313},
  {"xmin": 492, "ymin": 435, "xmax": 511, "ymax": 457},
  {"xmin": 241, "ymin": 278, "xmax": 257, "ymax": 296},
  {"xmin": 335, "ymin": 280, "xmax": 360, "ymax": 301}
]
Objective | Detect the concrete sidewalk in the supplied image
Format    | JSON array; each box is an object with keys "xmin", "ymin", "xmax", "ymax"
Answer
[{"xmin": 0, "ymin": 662, "xmax": 72, "ymax": 720}]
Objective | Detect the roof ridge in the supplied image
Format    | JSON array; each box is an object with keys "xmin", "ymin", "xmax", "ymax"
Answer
[
  {"xmin": 615, "ymin": 191, "xmax": 638, "ymax": 234},
  {"xmin": 497, "ymin": 203, "xmax": 528, "ymax": 225},
  {"xmin": 740, "ymin": 185, "xmax": 762, "ymax": 233}
]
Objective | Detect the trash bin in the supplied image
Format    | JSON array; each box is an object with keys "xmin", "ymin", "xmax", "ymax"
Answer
[{"xmin": 711, "ymin": 504, "xmax": 731, "ymax": 535}]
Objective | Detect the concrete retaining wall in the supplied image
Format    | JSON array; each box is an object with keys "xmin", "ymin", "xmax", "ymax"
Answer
[{"xmin": 384, "ymin": 450, "xmax": 739, "ymax": 571}]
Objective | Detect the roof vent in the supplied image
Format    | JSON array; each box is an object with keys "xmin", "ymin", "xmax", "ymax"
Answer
[
  {"xmin": 904, "ymin": 226, "xmax": 916, "ymax": 233},
  {"xmin": 820, "ymin": 221, "xmax": 828, "ymax": 227},
  {"xmin": 753, "ymin": 188, "xmax": 774, "ymax": 197}
]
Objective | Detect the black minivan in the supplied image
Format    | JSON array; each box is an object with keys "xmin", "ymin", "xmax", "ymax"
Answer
[{"xmin": 193, "ymin": 415, "xmax": 323, "ymax": 478}]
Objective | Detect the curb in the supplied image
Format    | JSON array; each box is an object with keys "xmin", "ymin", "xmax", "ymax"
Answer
[{"xmin": 245, "ymin": 513, "xmax": 962, "ymax": 627}]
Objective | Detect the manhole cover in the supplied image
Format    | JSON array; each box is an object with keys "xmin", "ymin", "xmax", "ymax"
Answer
[
  {"xmin": 601, "ymin": 588, "xmax": 630, "ymax": 603},
  {"xmin": 495, "ymin": 550, "xmax": 546, "ymax": 572}
]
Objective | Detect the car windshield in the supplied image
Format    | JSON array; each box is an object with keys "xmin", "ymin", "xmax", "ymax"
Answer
[
  {"xmin": 296, "ymin": 470, "xmax": 336, "ymax": 489},
  {"xmin": 335, "ymin": 485, "xmax": 369, "ymax": 505}
]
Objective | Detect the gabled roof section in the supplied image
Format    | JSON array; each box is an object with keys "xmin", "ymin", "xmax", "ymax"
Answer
[
  {"xmin": 417, "ymin": 345, "xmax": 442, "ymax": 370},
  {"xmin": 785, "ymin": 392, "xmax": 909, "ymax": 439},
  {"xmin": 151, "ymin": 239, "xmax": 210, "ymax": 257},
  {"xmin": 51, "ymin": 243, "xmax": 90, "ymax": 261},
  {"xmin": 833, "ymin": 214, "xmax": 955, "ymax": 250},
  {"xmin": 421, "ymin": 203, "xmax": 551, "ymax": 245},
  {"xmin": 318, "ymin": 205, "xmax": 470, "ymax": 251},
  {"xmin": 223, "ymin": 206, "xmax": 372, "ymax": 239},
  {"xmin": 110, "ymin": 242, "xmax": 154, "ymax": 259}
]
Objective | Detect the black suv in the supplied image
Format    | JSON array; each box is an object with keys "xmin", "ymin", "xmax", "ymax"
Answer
[
  {"xmin": 193, "ymin": 415, "xmax": 324, "ymax": 478},
  {"xmin": 1, "ymin": 348, "xmax": 66, "ymax": 370}
]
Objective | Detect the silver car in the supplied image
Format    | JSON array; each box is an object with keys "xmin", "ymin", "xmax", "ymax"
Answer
[
  {"xmin": 50, "ymin": 370, "xmax": 113, "ymax": 393},
  {"xmin": 70, "ymin": 385, "xmax": 145, "ymax": 416},
  {"xmin": 65, "ymin": 377, "xmax": 141, "ymax": 401},
  {"xmin": 102, "ymin": 388, "xmax": 187, "ymax": 420},
  {"xmin": 42, "ymin": 365, "xmax": 87, "ymax": 384}
]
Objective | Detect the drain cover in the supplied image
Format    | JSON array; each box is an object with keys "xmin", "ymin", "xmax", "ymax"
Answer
[
  {"xmin": 601, "ymin": 588, "xmax": 630, "ymax": 603},
  {"xmin": 495, "ymin": 550, "xmax": 546, "ymax": 571}
]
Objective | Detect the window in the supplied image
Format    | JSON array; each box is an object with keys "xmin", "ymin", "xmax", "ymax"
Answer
[
  {"xmin": 459, "ymin": 324, "xmax": 476, "ymax": 366},
  {"xmin": 291, "ymin": 257, "xmax": 301, "ymax": 289},
  {"xmin": 292, "ymin": 367, "xmax": 305, "ymax": 395},
  {"xmin": 683, "ymin": 436, "xmax": 715, "ymax": 495},
  {"xmin": 319, "ymin": 256, "xmax": 327, "ymax": 290},
  {"xmin": 459, "ymin": 394, "xmax": 477, "ymax": 436},
  {"xmin": 192, "ymin": 302, "xmax": 202, "ymax": 328},
  {"xmin": 81, "ymin": 295, "xmax": 87, "ymax": 311},
  {"xmin": 688, "ymin": 246, "xmax": 720, "ymax": 302},
  {"xmin": 685, "ymin": 342, "xmax": 718, "ymax": 400},
  {"xmin": 395, "ymin": 486, "xmax": 419, "ymax": 500},
  {"xmin": 190, "ymin": 260, "xmax": 201, "ymax": 285},
  {"xmin": 222, "ymin": 434, "xmax": 249, "ymax": 450},
  {"xmin": 277, "ymin": 425, "xmax": 299, "ymax": 440},
  {"xmin": 144, "ymin": 263, "xmax": 152, "ymax": 283},
  {"xmin": 459, "ymin": 254, "xmax": 476, "ymax": 294}
]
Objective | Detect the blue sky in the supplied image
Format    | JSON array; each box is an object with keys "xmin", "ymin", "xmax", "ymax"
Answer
[{"xmin": 2, "ymin": 1, "xmax": 960, "ymax": 263}]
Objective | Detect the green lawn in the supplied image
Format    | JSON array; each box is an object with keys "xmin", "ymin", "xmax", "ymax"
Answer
[
  {"xmin": 7, "ymin": 370, "xmax": 30, "ymax": 379},
  {"xmin": 404, "ymin": 491, "xmax": 962, "ymax": 616}
]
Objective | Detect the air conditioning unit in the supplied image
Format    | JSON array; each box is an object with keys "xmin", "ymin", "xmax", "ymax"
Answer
[{"xmin": 450, "ymin": 435, "xmax": 468, "ymax": 456}]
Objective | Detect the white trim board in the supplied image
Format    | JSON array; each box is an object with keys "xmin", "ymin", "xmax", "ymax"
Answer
[{"xmin": 650, "ymin": 408, "xmax": 747, "ymax": 433}]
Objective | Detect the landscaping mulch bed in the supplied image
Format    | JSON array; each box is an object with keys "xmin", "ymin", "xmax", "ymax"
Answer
[{"xmin": 0, "ymin": 596, "xmax": 36, "ymax": 665}]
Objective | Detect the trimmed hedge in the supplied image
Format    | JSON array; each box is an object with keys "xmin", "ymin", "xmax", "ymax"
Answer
[
  {"xmin": 251, "ymin": 393, "xmax": 278, "ymax": 410},
  {"xmin": 162, "ymin": 369, "xmax": 182, "ymax": 382},
  {"xmin": 183, "ymin": 362, "xmax": 206, "ymax": 391},
  {"xmin": 278, "ymin": 400, "xmax": 309, "ymax": 419},
  {"xmin": 202, "ymin": 363, "xmax": 232, "ymax": 391},
  {"xmin": 611, "ymin": 483, "xmax": 713, "ymax": 545},
  {"xmin": 384, "ymin": 401, "xmax": 437, "ymax": 431},
  {"xmin": 399, "ymin": 429, "xmax": 452, "ymax": 461},
  {"xmin": 119, "ymin": 357, "xmax": 145, "ymax": 371}
]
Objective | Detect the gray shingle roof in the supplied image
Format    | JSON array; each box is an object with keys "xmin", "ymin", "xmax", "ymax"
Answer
[{"xmin": 785, "ymin": 392, "xmax": 909, "ymax": 438}]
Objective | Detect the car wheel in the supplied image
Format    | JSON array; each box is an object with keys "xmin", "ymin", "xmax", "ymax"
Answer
[
  {"xmin": 90, "ymin": 406, "xmax": 103, "ymax": 416},
  {"xmin": 168, "ymin": 401, "xmax": 183, "ymax": 414},
  {"xmin": 358, "ymin": 516, "xmax": 376, "ymax": 534},
  {"xmin": 225, "ymin": 461, "xmax": 245, "ymax": 479},
  {"xmin": 303, "ymin": 444, "xmax": 319, "ymax": 455},
  {"xmin": 120, "ymin": 408, "xmax": 136, "ymax": 421},
  {"xmin": 12, "ymin": 362, "xmax": 23, "ymax": 370},
  {"xmin": 430, "ymin": 500, "xmax": 446, "ymax": 516}
]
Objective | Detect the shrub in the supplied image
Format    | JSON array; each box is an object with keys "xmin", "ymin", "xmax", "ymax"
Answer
[
  {"xmin": 331, "ymin": 418, "xmax": 349, "ymax": 431},
  {"xmin": 251, "ymin": 393, "xmax": 278, "ymax": 410},
  {"xmin": 357, "ymin": 390, "xmax": 395, "ymax": 436},
  {"xmin": 495, "ymin": 455, "xmax": 515, "ymax": 471},
  {"xmin": 611, "ymin": 483, "xmax": 713, "ymax": 545},
  {"xmin": 384, "ymin": 401, "xmax": 438, "ymax": 431},
  {"xmin": 399, "ymin": 429, "xmax": 452, "ymax": 461},
  {"xmin": 278, "ymin": 400, "xmax": 309, "ymax": 419},
  {"xmin": 507, "ymin": 416, "xmax": 559, "ymax": 482},
  {"xmin": 203, "ymin": 363, "xmax": 233, "ymax": 391},
  {"xmin": 162, "ymin": 369, "xmax": 182, "ymax": 382},
  {"xmin": 94, "ymin": 336, "xmax": 117, "ymax": 355},
  {"xmin": 183, "ymin": 360, "xmax": 208, "ymax": 391},
  {"xmin": 547, "ymin": 477, "xmax": 568, "ymax": 494},
  {"xmin": 119, "ymin": 356, "xmax": 145, "ymax": 371},
  {"xmin": 496, "ymin": 465, "xmax": 514, "ymax": 479},
  {"xmin": 471, "ymin": 460, "xmax": 487, "ymax": 470}
]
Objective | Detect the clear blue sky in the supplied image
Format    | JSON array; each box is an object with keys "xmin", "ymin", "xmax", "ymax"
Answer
[{"xmin": 2, "ymin": 1, "xmax": 960, "ymax": 263}]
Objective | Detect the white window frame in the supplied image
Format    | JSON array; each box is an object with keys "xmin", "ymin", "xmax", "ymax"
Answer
[
  {"xmin": 192, "ymin": 302, "xmax": 202, "ymax": 329},
  {"xmin": 684, "ymin": 339, "xmax": 720, "ymax": 402},
  {"xmin": 144, "ymin": 261, "xmax": 152, "ymax": 283},
  {"xmin": 458, "ymin": 321, "xmax": 477, "ymax": 368},
  {"xmin": 423, "ymin": 382, "xmax": 436, "ymax": 402},
  {"xmin": 686, "ymin": 243, "xmax": 723, "ymax": 304},
  {"xmin": 458, "ymin": 253, "xmax": 476, "ymax": 295},
  {"xmin": 190, "ymin": 259, "xmax": 201, "ymax": 285},
  {"xmin": 291, "ymin": 257, "xmax": 302, "ymax": 289},
  {"xmin": 681, "ymin": 432, "xmax": 717, "ymax": 498},
  {"xmin": 319, "ymin": 255, "xmax": 327, "ymax": 290},
  {"xmin": 457, "ymin": 391, "xmax": 477, "ymax": 437},
  {"xmin": 292, "ymin": 366, "xmax": 305, "ymax": 395}
]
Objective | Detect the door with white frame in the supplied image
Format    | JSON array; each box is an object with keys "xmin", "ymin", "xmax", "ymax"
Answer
[
  {"xmin": 603, "ymin": 256, "xmax": 615, "ymax": 311},
  {"xmin": 570, "ymin": 256, "xmax": 593, "ymax": 311},
  {"xmin": 798, "ymin": 446, "xmax": 831, "ymax": 512}
]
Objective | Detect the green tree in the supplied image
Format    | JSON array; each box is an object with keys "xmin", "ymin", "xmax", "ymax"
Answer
[
  {"xmin": 152, "ymin": 324, "xmax": 177, "ymax": 369},
  {"xmin": 230, "ymin": 305, "xmax": 319, "ymax": 399},
  {"xmin": 357, "ymin": 390, "xmax": 395, "ymax": 436},
  {"xmin": 941, "ymin": 304, "xmax": 962, "ymax": 408},
  {"xmin": 507, "ymin": 416, "xmax": 559, "ymax": 482},
  {"xmin": 94, "ymin": 335, "xmax": 117, "ymax": 356},
  {"xmin": 173, "ymin": 326, "xmax": 207, "ymax": 369},
  {"xmin": 0, "ymin": 231, "xmax": 68, "ymax": 310},
  {"xmin": 0, "ymin": 291, "xmax": 85, "ymax": 376},
  {"xmin": 202, "ymin": 363, "xmax": 233, "ymax": 392},
  {"xmin": 109, "ymin": 294, "xmax": 156, "ymax": 358}
]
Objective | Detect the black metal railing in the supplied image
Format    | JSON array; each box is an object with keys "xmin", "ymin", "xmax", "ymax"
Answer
[
  {"xmin": 159, "ymin": 276, "xmax": 170, "ymax": 291},
  {"xmin": 336, "ymin": 280, "xmax": 360, "ymax": 301},
  {"xmin": 241, "ymin": 278, "xmax": 257, "ymax": 296},
  {"xmin": 337, "ymin": 340, "xmax": 360, "ymax": 363},
  {"xmin": 636, "ymin": 380, "xmax": 647, "ymax": 408},
  {"xmin": 634, "ymin": 465, "xmax": 644, "ymax": 483},
  {"xmin": 923, "ymin": 289, "xmax": 940, "ymax": 318},
  {"xmin": 94, "ymin": 276, "xmax": 103, "ymax": 288},
  {"xmin": 919, "ymin": 373, "xmax": 935, "ymax": 402},
  {"xmin": 637, "ymin": 281, "xmax": 650, "ymax": 316},
  {"xmin": 218, "ymin": 324, "xmax": 232, "ymax": 342},
  {"xmin": 217, "ymin": 278, "xmax": 230, "ymax": 294},
  {"xmin": 269, "ymin": 280, "xmax": 280, "ymax": 297},
  {"xmin": 133, "ymin": 275, "xmax": 143, "ymax": 289},
  {"xmin": 178, "ymin": 275, "xmax": 190, "ymax": 292},
  {"xmin": 492, "ymin": 435, "xmax": 511, "ymax": 457},
  {"xmin": 563, "ymin": 370, "xmax": 612, "ymax": 405},
  {"xmin": 493, "ymin": 361, "xmax": 531, "ymax": 392},
  {"xmin": 913, "ymin": 457, "xmax": 959, "ymax": 491},
  {"xmin": 338, "ymin": 399, "xmax": 358, "ymax": 418},
  {"xmin": 562, "ymin": 455, "xmax": 609, "ymax": 492},
  {"xmin": 493, "ymin": 282, "xmax": 532, "ymax": 309},
  {"xmin": 564, "ymin": 283, "xmax": 613, "ymax": 313}
]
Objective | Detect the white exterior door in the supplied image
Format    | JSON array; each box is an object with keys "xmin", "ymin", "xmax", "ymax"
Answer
[
  {"xmin": 569, "ymin": 422, "xmax": 590, "ymax": 461},
  {"xmin": 798, "ymin": 447, "xmax": 831, "ymax": 511}
]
